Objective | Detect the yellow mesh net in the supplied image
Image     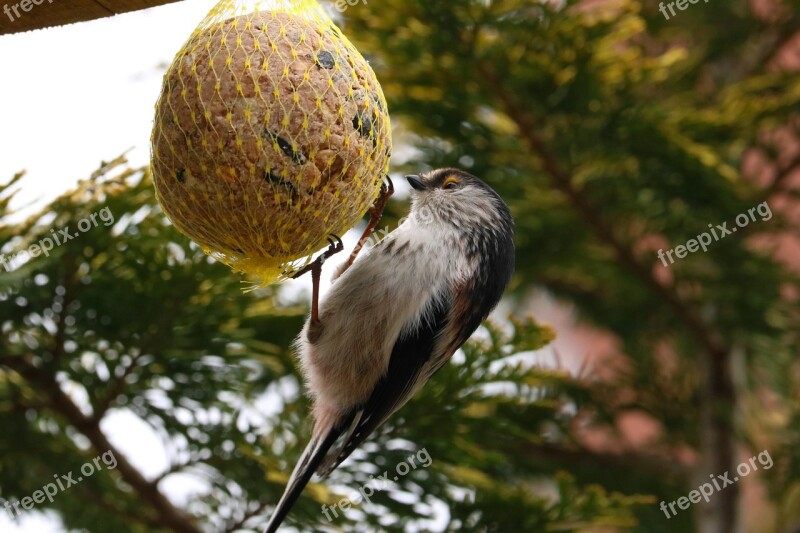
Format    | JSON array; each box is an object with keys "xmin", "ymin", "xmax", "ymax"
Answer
[{"xmin": 151, "ymin": 0, "xmax": 391, "ymax": 284}]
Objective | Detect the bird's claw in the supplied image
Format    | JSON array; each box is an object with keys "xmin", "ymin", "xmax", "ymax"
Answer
[
  {"xmin": 320, "ymin": 235, "xmax": 344, "ymax": 264},
  {"xmin": 381, "ymin": 176, "xmax": 394, "ymax": 197},
  {"xmin": 370, "ymin": 176, "xmax": 394, "ymax": 217},
  {"xmin": 291, "ymin": 235, "xmax": 343, "ymax": 280}
]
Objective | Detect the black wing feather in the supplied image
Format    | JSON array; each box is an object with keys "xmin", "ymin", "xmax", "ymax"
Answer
[{"xmin": 318, "ymin": 293, "xmax": 452, "ymax": 474}]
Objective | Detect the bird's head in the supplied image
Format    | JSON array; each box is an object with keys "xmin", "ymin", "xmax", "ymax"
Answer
[{"xmin": 405, "ymin": 168, "xmax": 513, "ymax": 234}]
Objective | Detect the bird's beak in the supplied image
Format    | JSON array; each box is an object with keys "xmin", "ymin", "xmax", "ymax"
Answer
[{"xmin": 406, "ymin": 175, "xmax": 426, "ymax": 191}]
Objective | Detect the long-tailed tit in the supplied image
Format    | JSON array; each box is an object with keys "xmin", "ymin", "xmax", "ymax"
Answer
[{"xmin": 264, "ymin": 168, "xmax": 515, "ymax": 532}]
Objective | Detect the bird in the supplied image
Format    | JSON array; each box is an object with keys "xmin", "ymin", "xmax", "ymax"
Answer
[{"xmin": 264, "ymin": 168, "xmax": 515, "ymax": 532}]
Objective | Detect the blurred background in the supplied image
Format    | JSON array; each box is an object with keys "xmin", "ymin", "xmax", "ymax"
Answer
[{"xmin": 1, "ymin": 0, "xmax": 799, "ymax": 531}]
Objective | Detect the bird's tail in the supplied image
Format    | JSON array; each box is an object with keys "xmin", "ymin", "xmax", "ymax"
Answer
[{"xmin": 263, "ymin": 413, "xmax": 354, "ymax": 533}]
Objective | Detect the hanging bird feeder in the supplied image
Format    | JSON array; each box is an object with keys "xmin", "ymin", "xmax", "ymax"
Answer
[{"xmin": 151, "ymin": 0, "xmax": 391, "ymax": 284}]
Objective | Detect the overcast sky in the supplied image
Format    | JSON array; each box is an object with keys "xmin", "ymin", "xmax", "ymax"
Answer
[{"xmin": 0, "ymin": 0, "xmax": 219, "ymax": 215}]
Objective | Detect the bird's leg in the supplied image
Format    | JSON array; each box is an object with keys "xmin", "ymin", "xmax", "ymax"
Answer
[
  {"xmin": 333, "ymin": 177, "xmax": 394, "ymax": 280},
  {"xmin": 292, "ymin": 235, "xmax": 343, "ymax": 325}
]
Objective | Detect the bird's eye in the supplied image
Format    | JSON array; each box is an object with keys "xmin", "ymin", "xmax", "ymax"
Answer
[{"xmin": 442, "ymin": 176, "xmax": 460, "ymax": 190}]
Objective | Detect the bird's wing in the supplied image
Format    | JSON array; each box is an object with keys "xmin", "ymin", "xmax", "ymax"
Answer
[
  {"xmin": 316, "ymin": 263, "xmax": 507, "ymax": 476},
  {"xmin": 317, "ymin": 270, "xmax": 504, "ymax": 476},
  {"xmin": 316, "ymin": 286, "xmax": 475, "ymax": 476}
]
